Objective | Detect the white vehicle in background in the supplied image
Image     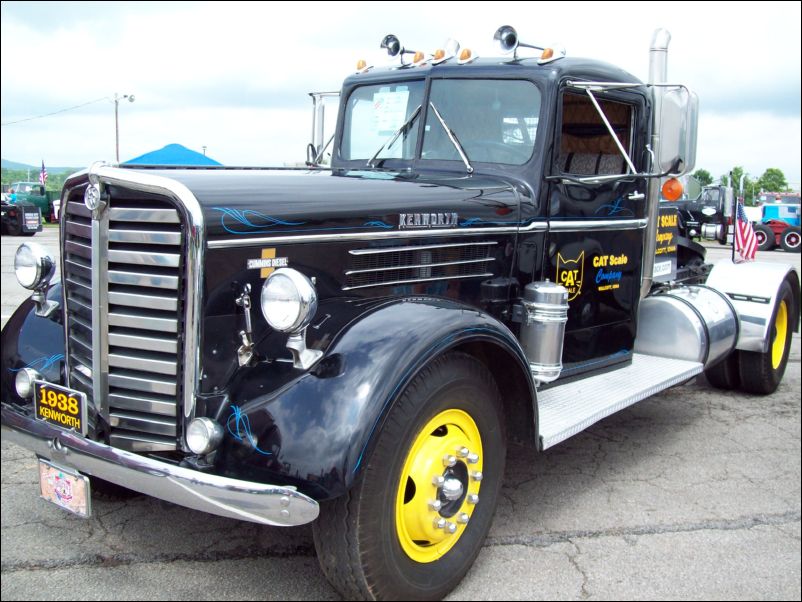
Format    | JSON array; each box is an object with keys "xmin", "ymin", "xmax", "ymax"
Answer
[{"xmin": 52, "ymin": 197, "xmax": 61, "ymax": 221}]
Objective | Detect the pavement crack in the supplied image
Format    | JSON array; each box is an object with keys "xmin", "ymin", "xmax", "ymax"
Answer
[{"xmin": 485, "ymin": 510, "xmax": 801, "ymax": 549}]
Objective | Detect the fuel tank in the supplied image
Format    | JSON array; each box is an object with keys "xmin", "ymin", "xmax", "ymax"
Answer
[{"xmin": 634, "ymin": 285, "xmax": 738, "ymax": 367}]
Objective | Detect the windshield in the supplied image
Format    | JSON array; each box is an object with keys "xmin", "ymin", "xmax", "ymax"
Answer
[
  {"xmin": 341, "ymin": 79, "xmax": 541, "ymax": 166},
  {"xmin": 341, "ymin": 81, "xmax": 425, "ymax": 161},
  {"xmin": 422, "ymin": 80, "xmax": 540, "ymax": 165}
]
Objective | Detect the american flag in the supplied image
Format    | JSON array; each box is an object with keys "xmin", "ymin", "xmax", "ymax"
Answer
[
  {"xmin": 734, "ymin": 201, "xmax": 757, "ymax": 262},
  {"xmin": 39, "ymin": 160, "xmax": 48, "ymax": 186}
]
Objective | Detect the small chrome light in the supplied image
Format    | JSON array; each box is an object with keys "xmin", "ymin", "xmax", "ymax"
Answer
[
  {"xmin": 186, "ymin": 417, "xmax": 224, "ymax": 455},
  {"xmin": 14, "ymin": 242, "xmax": 55, "ymax": 291},
  {"xmin": 15, "ymin": 368, "xmax": 40, "ymax": 399},
  {"xmin": 260, "ymin": 268, "xmax": 318, "ymax": 333}
]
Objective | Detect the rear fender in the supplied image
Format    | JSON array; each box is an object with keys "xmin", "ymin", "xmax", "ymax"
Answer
[
  {"xmin": 706, "ymin": 261, "xmax": 800, "ymax": 352},
  {"xmin": 216, "ymin": 297, "xmax": 535, "ymax": 499}
]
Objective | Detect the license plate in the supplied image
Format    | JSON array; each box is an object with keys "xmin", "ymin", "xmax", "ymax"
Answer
[
  {"xmin": 39, "ymin": 459, "xmax": 91, "ymax": 518},
  {"xmin": 24, "ymin": 213, "xmax": 40, "ymax": 228},
  {"xmin": 33, "ymin": 381, "xmax": 88, "ymax": 436}
]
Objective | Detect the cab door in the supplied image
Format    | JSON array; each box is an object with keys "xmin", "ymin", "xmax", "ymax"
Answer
[{"xmin": 545, "ymin": 86, "xmax": 649, "ymax": 376}]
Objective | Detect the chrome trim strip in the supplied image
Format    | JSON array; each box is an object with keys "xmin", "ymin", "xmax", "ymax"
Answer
[
  {"xmin": 108, "ymin": 352, "xmax": 177, "ymax": 376},
  {"xmin": 349, "ymin": 241, "xmax": 497, "ymax": 255},
  {"xmin": 109, "ymin": 311, "xmax": 178, "ymax": 333},
  {"xmin": 108, "ymin": 269, "xmax": 179, "ymax": 290},
  {"xmin": 109, "ymin": 392, "xmax": 177, "ymax": 417},
  {"xmin": 108, "ymin": 249, "xmax": 181, "ymax": 268},
  {"xmin": 108, "ymin": 291, "xmax": 178, "ymax": 312},
  {"xmin": 109, "ymin": 372, "xmax": 177, "ymax": 396},
  {"xmin": 109, "ymin": 433, "xmax": 177, "ymax": 453},
  {"xmin": 2, "ymin": 407, "xmax": 319, "ymax": 526},
  {"xmin": 91, "ymin": 206, "xmax": 110, "ymax": 423},
  {"xmin": 109, "ymin": 207, "xmax": 180, "ymax": 223},
  {"xmin": 342, "ymin": 272, "xmax": 494, "ymax": 291},
  {"xmin": 548, "ymin": 218, "xmax": 648, "ymax": 232},
  {"xmin": 109, "ymin": 331, "xmax": 177, "ymax": 354},
  {"xmin": 110, "ymin": 411, "xmax": 177, "ymax": 436},
  {"xmin": 208, "ymin": 222, "xmax": 549, "ymax": 248},
  {"xmin": 86, "ymin": 165, "xmax": 206, "ymax": 440},
  {"xmin": 345, "ymin": 257, "xmax": 494, "ymax": 276},
  {"xmin": 108, "ymin": 229, "xmax": 182, "ymax": 245}
]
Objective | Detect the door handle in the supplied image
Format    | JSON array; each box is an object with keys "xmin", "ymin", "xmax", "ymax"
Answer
[{"xmin": 628, "ymin": 191, "xmax": 645, "ymax": 201}]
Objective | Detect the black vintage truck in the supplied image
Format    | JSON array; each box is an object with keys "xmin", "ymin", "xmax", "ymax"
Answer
[{"xmin": 2, "ymin": 27, "xmax": 799, "ymax": 600}]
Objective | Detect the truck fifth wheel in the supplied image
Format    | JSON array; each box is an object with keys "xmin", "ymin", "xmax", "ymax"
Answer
[{"xmin": 2, "ymin": 26, "xmax": 799, "ymax": 601}]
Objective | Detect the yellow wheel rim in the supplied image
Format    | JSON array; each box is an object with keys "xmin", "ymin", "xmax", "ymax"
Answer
[
  {"xmin": 771, "ymin": 300, "xmax": 788, "ymax": 370},
  {"xmin": 395, "ymin": 409, "xmax": 483, "ymax": 563}
]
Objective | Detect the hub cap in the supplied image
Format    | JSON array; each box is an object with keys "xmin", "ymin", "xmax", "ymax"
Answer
[
  {"xmin": 771, "ymin": 300, "xmax": 788, "ymax": 370},
  {"xmin": 395, "ymin": 409, "xmax": 483, "ymax": 563}
]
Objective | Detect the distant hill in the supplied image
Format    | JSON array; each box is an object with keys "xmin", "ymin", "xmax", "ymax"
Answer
[{"xmin": 2, "ymin": 158, "xmax": 80, "ymax": 174}]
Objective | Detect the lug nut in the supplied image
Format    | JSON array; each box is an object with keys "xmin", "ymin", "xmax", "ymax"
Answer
[
  {"xmin": 432, "ymin": 475, "xmax": 445, "ymax": 487},
  {"xmin": 471, "ymin": 471, "xmax": 483, "ymax": 482},
  {"xmin": 467, "ymin": 453, "xmax": 480, "ymax": 464},
  {"xmin": 457, "ymin": 512, "xmax": 470, "ymax": 524},
  {"xmin": 428, "ymin": 500, "xmax": 442, "ymax": 512},
  {"xmin": 467, "ymin": 493, "xmax": 479, "ymax": 505},
  {"xmin": 433, "ymin": 517, "xmax": 446, "ymax": 529},
  {"xmin": 443, "ymin": 454, "xmax": 457, "ymax": 467},
  {"xmin": 457, "ymin": 447, "xmax": 470, "ymax": 458},
  {"xmin": 445, "ymin": 521, "xmax": 457, "ymax": 534}
]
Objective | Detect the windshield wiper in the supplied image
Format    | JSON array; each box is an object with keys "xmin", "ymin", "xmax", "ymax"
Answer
[
  {"xmin": 428, "ymin": 102, "xmax": 473, "ymax": 174},
  {"xmin": 367, "ymin": 104, "xmax": 422, "ymax": 168}
]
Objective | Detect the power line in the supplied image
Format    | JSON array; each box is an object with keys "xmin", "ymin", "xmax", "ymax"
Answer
[{"xmin": 1, "ymin": 96, "xmax": 109, "ymax": 126}]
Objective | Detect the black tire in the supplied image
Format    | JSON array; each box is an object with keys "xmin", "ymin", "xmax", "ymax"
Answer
[
  {"xmin": 754, "ymin": 223, "xmax": 775, "ymax": 251},
  {"xmin": 738, "ymin": 280, "xmax": 795, "ymax": 395},
  {"xmin": 8, "ymin": 215, "xmax": 22, "ymax": 236},
  {"xmin": 313, "ymin": 352, "xmax": 505, "ymax": 601},
  {"xmin": 705, "ymin": 351, "xmax": 740, "ymax": 390},
  {"xmin": 780, "ymin": 226, "xmax": 801, "ymax": 253}
]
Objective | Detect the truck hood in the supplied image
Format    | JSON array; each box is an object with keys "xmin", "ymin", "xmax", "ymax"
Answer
[{"xmin": 129, "ymin": 168, "xmax": 522, "ymax": 243}]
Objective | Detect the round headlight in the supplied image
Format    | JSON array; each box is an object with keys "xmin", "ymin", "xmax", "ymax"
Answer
[
  {"xmin": 260, "ymin": 268, "xmax": 318, "ymax": 332},
  {"xmin": 15, "ymin": 368, "xmax": 40, "ymax": 399},
  {"xmin": 14, "ymin": 242, "xmax": 55, "ymax": 290},
  {"xmin": 186, "ymin": 417, "xmax": 224, "ymax": 455}
]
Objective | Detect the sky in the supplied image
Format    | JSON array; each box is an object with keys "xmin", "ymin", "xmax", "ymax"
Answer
[{"xmin": 1, "ymin": 1, "xmax": 800, "ymax": 189}]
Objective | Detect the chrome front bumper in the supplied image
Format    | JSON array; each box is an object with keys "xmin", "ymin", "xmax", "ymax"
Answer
[{"xmin": 1, "ymin": 404, "xmax": 319, "ymax": 527}]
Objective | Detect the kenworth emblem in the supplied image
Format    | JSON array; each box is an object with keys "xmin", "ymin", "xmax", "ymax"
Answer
[
  {"xmin": 557, "ymin": 251, "xmax": 585, "ymax": 301},
  {"xmin": 399, "ymin": 212, "xmax": 459, "ymax": 229}
]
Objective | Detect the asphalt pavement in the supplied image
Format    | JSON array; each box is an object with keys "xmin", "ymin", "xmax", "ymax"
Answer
[{"xmin": 1, "ymin": 228, "xmax": 800, "ymax": 600}]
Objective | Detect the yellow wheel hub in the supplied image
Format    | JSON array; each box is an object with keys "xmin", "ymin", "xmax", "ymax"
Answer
[
  {"xmin": 395, "ymin": 409, "xmax": 483, "ymax": 563},
  {"xmin": 771, "ymin": 300, "xmax": 788, "ymax": 370}
]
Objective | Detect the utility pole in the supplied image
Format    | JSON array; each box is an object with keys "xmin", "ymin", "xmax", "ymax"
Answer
[{"xmin": 114, "ymin": 93, "xmax": 135, "ymax": 163}]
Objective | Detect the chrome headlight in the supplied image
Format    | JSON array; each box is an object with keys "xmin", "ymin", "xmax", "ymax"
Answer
[
  {"xmin": 186, "ymin": 417, "xmax": 224, "ymax": 455},
  {"xmin": 15, "ymin": 368, "xmax": 40, "ymax": 399},
  {"xmin": 14, "ymin": 242, "xmax": 55, "ymax": 290},
  {"xmin": 260, "ymin": 268, "xmax": 318, "ymax": 333}
]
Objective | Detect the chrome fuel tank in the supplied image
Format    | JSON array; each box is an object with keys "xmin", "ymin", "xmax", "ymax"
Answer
[{"xmin": 635, "ymin": 285, "xmax": 738, "ymax": 367}]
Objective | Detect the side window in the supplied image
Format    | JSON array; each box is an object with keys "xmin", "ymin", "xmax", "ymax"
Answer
[{"xmin": 557, "ymin": 92, "xmax": 633, "ymax": 176}]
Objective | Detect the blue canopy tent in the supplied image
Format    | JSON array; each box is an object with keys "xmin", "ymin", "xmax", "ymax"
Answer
[{"xmin": 123, "ymin": 143, "xmax": 222, "ymax": 166}]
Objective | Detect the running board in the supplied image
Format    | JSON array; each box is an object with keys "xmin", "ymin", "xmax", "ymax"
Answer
[{"xmin": 537, "ymin": 353, "xmax": 703, "ymax": 449}]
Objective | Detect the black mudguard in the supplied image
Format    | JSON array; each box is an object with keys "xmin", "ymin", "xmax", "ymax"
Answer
[
  {"xmin": 214, "ymin": 297, "xmax": 535, "ymax": 499},
  {"xmin": 1, "ymin": 284, "xmax": 65, "ymax": 404}
]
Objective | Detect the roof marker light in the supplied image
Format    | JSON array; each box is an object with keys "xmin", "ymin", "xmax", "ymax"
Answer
[{"xmin": 458, "ymin": 48, "xmax": 476, "ymax": 64}]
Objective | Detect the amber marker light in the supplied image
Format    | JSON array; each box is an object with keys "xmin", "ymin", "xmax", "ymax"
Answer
[
  {"xmin": 541, "ymin": 48, "xmax": 554, "ymax": 60},
  {"xmin": 412, "ymin": 51, "xmax": 425, "ymax": 64},
  {"xmin": 434, "ymin": 49, "xmax": 446, "ymax": 61},
  {"xmin": 356, "ymin": 59, "xmax": 367, "ymax": 71},
  {"xmin": 459, "ymin": 48, "xmax": 472, "ymax": 61},
  {"xmin": 661, "ymin": 177, "xmax": 683, "ymax": 201}
]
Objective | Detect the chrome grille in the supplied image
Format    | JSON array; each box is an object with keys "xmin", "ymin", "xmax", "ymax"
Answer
[
  {"xmin": 63, "ymin": 192, "xmax": 184, "ymax": 452},
  {"xmin": 344, "ymin": 242, "xmax": 496, "ymax": 290}
]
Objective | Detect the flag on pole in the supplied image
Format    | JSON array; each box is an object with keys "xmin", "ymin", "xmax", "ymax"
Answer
[
  {"xmin": 39, "ymin": 160, "xmax": 48, "ymax": 186},
  {"xmin": 734, "ymin": 201, "xmax": 757, "ymax": 262}
]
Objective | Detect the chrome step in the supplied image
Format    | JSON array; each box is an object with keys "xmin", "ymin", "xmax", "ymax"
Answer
[{"xmin": 537, "ymin": 353, "xmax": 703, "ymax": 449}]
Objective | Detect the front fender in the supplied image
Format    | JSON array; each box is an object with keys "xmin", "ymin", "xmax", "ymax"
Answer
[
  {"xmin": 1, "ymin": 283, "xmax": 65, "ymax": 403},
  {"xmin": 215, "ymin": 297, "xmax": 534, "ymax": 499}
]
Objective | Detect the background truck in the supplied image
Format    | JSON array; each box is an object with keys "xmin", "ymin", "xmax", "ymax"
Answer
[
  {"xmin": 7, "ymin": 181, "xmax": 56, "ymax": 223},
  {"xmin": 753, "ymin": 192, "xmax": 801, "ymax": 253},
  {"xmin": 669, "ymin": 183, "xmax": 732, "ymax": 245},
  {"xmin": 2, "ymin": 26, "xmax": 799, "ymax": 601},
  {"xmin": 0, "ymin": 198, "xmax": 42, "ymax": 236}
]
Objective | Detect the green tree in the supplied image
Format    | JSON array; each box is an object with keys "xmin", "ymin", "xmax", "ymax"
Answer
[
  {"xmin": 757, "ymin": 168, "xmax": 789, "ymax": 193},
  {"xmin": 692, "ymin": 168, "xmax": 713, "ymax": 186}
]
